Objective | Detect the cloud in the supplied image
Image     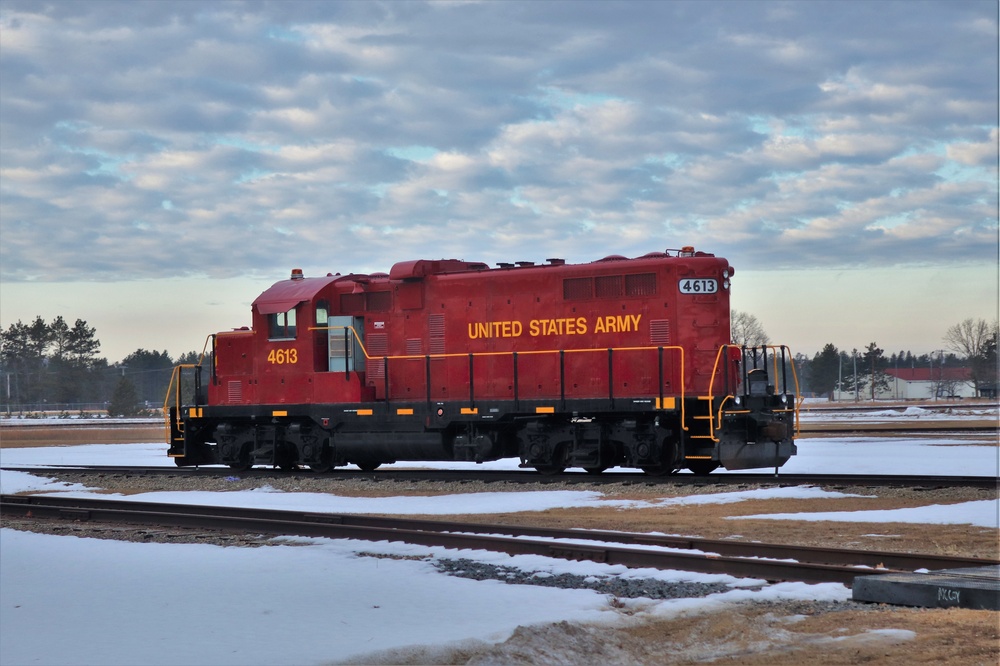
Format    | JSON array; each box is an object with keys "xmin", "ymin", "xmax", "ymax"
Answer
[{"xmin": 0, "ymin": 0, "xmax": 996, "ymax": 283}]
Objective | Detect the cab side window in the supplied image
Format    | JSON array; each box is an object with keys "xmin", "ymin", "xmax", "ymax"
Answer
[
  {"xmin": 315, "ymin": 300, "xmax": 329, "ymax": 328},
  {"xmin": 268, "ymin": 308, "xmax": 297, "ymax": 340}
]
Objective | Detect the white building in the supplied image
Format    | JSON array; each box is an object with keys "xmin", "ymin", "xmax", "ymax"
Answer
[{"xmin": 831, "ymin": 367, "xmax": 978, "ymax": 401}]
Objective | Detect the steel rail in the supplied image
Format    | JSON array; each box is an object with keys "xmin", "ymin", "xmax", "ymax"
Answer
[
  {"xmin": 4, "ymin": 494, "xmax": 996, "ymax": 585},
  {"xmin": 800, "ymin": 403, "xmax": 998, "ymax": 414},
  {"xmin": 798, "ymin": 424, "xmax": 995, "ymax": 434},
  {"xmin": 3, "ymin": 465, "xmax": 997, "ymax": 489}
]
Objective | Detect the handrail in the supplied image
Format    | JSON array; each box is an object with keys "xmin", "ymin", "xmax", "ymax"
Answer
[
  {"xmin": 168, "ymin": 327, "xmax": 802, "ymax": 440},
  {"xmin": 701, "ymin": 344, "xmax": 802, "ymax": 442},
  {"xmin": 162, "ymin": 363, "xmax": 198, "ymax": 444},
  {"xmin": 698, "ymin": 344, "xmax": 738, "ymax": 442},
  {"xmin": 313, "ymin": 325, "xmax": 687, "ymax": 425},
  {"xmin": 760, "ymin": 344, "xmax": 803, "ymax": 436},
  {"xmin": 162, "ymin": 336, "xmax": 215, "ymax": 445}
]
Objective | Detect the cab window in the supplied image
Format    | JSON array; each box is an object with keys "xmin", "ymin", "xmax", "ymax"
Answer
[
  {"xmin": 315, "ymin": 300, "xmax": 329, "ymax": 328},
  {"xmin": 268, "ymin": 308, "xmax": 297, "ymax": 340}
]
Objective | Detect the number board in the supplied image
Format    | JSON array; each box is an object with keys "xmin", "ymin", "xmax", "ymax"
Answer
[{"xmin": 678, "ymin": 278, "xmax": 718, "ymax": 294}]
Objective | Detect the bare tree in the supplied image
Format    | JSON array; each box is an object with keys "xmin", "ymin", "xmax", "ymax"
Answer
[
  {"xmin": 731, "ymin": 310, "xmax": 770, "ymax": 347},
  {"xmin": 943, "ymin": 318, "xmax": 998, "ymax": 397}
]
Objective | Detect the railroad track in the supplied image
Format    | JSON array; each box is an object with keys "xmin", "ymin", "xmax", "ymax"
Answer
[
  {"xmin": 3, "ymin": 494, "xmax": 996, "ymax": 585},
  {"xmin": 798, "ymin": 424, "xmax": 995, "ymax": 434},
  {"xmin": 4, "ymin": 465, "xmax": 997, "ymax": 489},
  {"xmin": 2, "ymin": 423, "xmax": 996, "ymax": 438}
]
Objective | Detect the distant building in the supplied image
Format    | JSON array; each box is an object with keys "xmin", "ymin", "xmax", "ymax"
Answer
[
  {"xmin": 882, "ymin": 367, "xmax": 976, "ymax": 400},
  {"xmin": 832, "ymin": 367, "xmax": 977, "ymax": 401}
]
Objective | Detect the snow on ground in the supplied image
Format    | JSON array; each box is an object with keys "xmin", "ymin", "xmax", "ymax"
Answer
[
  {"xmin": 0, "ymin": 471, "xmax": 866, "ymax": 513},
  {"xmin": 780, "ymin": 436, "xmax": 999, "ymax": 477},
  {"xmin": 0, "ymin": 441, "xmax": 170, "ymax": 468},
  {"xmin": 0, "ymin": 524, "xmax": 854, "ymax": 666},
  {"xmin": 1, "ymin": 426, "xmax": 998, "ymax": 665},
  {"xmin": 734, "ymin": 499, "xmax": 998, "ymax": 527}
]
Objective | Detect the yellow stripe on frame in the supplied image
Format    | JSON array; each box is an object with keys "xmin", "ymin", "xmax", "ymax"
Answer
[
  {"xmin": 460, "ymin": 407, "xmax": 478, "ymax": 415},
  {"xmin": 535, "ymin": 406, "xmax": 555, "ymax": 414},
  {"xmin": 396, "ymin": 408, "xmax": 414, "ymax": 416},
  {"xmin": 356, "ymin": 409, "xmax": 374, "ymax": 416},
  {"xmin": 272, "ymin": 410, "xmax": 288, "ymax": 417},
  {"xmin": 685, "ymin": 455, "xmax": 713, "ymax": 460},
  {"xmin": 656, "ymin": 397, "xmax": 676, "ymax": 410}
]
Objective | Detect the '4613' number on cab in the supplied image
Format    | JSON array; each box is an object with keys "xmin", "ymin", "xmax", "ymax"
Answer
[{"xmin": 267, "ymin": 348, "xmax": 298, "ymax": 365}]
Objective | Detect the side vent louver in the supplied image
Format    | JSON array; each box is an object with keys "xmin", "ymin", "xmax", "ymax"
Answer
[{"xmin": 650, "ymin": 319, "xmax": 670, "ymax": 345}]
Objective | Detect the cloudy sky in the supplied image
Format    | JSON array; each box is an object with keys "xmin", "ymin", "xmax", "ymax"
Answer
[{"xmin": 1, "ymin": 0, "xmax": 997, "ymax": 363}]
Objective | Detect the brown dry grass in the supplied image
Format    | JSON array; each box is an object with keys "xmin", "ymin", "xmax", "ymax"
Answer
[
  {"xmin": 0, "ymin": 425, "xmax": 164, "ymax": 447},
  {"xmin": 443, "ymin": 501, "xmax": 999, "ymax": 561},
  {"xmin": 608, "ymin": 605, "xmax": 1000, "ymax": 665}
]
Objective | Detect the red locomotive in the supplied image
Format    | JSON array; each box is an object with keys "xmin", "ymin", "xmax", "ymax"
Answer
[{"xmin": 166, "ymin": 246, "xmax": 799, "ymax": 474}]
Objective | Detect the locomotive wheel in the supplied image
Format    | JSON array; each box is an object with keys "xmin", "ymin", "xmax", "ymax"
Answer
[
  {"xmin": 308, "ymin": 462, "xmax": 333, "ymax": 473},
  {"xmin": 534, "ymin": 465, "xmax": 565, "ymax": 475},
  {"xmin": 687, "ymin": 460, "xmax": 720, "ymax": 475},
  {"xmin": 228, "ymin": 462, "xmax": 252, "ymax": 471},
  {"xmin": 356, "ymin": 461, "xmax": 381, "ymax": 472},
  {"xmin": 640, "ymin": 464, "xmax": 677, "ymax": 476}
]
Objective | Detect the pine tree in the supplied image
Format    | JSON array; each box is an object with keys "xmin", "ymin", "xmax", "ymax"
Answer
[
  {"xmin": 810, "ymin": 344, "xmax": 841, "ymax": 400},
  {"xmin": 108, "ymin": 378, "xmax": 140, "ymax": 417},
  {"xmin": 862, "ymin": 342, "xmax": 891, "ymax": 400}
]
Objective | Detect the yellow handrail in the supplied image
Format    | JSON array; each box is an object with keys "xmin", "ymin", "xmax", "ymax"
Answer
[
  {"xmin": 166, "ymin": 328, "xmax": 804, "ymax": 447},
  {"xmin": 162, "ymin": 335, "xmax": 215, "ymax": 445},
  {"xmin": 312, "ymin": 326, "xmax": 691, "ymax": 426},
  {"xmin": 699, "ymin": 344, "xmax": 802, "ymax": 442}
]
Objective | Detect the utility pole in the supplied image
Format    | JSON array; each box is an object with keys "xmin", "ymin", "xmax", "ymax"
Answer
[
  {"xmin": 929, "ymin": 350, "xmax": 944, "ymax": 400},
  {"xmin": 852, "ymin": 348, "xmax": 859, "ymax": 402},
  {"xmin": 837, "ymin": 353, "xmax": 842, "ymax": 402},
  {"xmin": 870, "ymin": 353, "xmax": 876, "ymax": 401}
]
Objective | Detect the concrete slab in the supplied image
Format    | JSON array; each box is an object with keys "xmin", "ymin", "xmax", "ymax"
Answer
[{"xmin": 852, "ymin": 565, "xmax": 1000, "ymax": 610}]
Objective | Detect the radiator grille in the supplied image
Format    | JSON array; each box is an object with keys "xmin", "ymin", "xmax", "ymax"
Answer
[
  {"xmin": 564, "ymin": 272, "xmax": 657, "ymax": 300},
  {"xmin": 625, "ymin": 272, "xmax": 657, "ymax": 296},
  {"xmin": 563, "ymin": 277, "xmax": 593, "ymax": 300},
  {"xmin": 595, "ymin": 275, "xmax": 623, "ymax": 298},
  {"xmin": 339, "ymin": 293, "xmax": 364, "ymax": 312},
  {"xmin": 366, "ymin": 291, "xmax": 391, "ymax": 312}
]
